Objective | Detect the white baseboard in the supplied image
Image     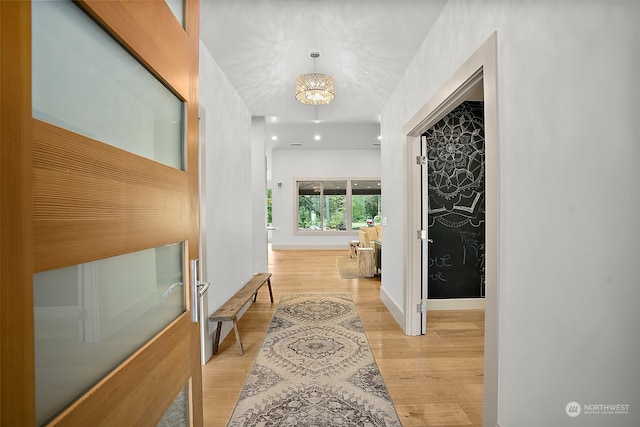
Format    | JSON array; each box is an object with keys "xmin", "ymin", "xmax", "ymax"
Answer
[
  {"xmin": 271, "ymin": 244, "xmax": 348, "ymax": 250},
  {"xmin": 427, "ymin": 298, "xmax": 485, "ymax": 310},
  {"xmin": 379, "ymin": 286, "xmax": 404, "ymax": 331}
]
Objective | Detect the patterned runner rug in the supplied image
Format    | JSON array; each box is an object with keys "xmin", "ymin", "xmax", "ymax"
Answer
[{"xmin": 227, "ymin": 293, "xmax": 401, "ymax": 426}]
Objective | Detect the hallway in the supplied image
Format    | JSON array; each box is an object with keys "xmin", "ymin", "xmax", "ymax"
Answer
[{"xmin": 202, "ymin": 248, "xmax": 484, "ymax": 426}]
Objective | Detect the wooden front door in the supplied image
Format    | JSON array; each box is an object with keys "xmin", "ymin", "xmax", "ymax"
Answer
[{"xmin": 1, "ymin": 1, "xmax": 202, "ymax": 425}]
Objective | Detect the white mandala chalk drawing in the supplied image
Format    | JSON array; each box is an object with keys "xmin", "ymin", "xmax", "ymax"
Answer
[{"xmin": 424, "ymin": 102, "xmax": 485, "ymax": 228}]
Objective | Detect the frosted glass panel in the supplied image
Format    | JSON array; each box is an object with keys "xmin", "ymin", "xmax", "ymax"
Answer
[
  {"xmin": 165, "ymin": 0, "xmax": 185, "ymax": 28},
  {"xmin": 34, "ymin": 243, "xmax": 185, "ymax": 425},
  {"xmin": 32, "ymin": 0, "xmax": 184, "ymax": 169},
  {"xmin": 157, "ymin": 382, "xmax": 189, "ymax": 427}
]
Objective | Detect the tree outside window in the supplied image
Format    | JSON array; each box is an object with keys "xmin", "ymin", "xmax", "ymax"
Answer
[{"xmin": 266, "ymin": 188, "xmax": 272, "ymax": 227}]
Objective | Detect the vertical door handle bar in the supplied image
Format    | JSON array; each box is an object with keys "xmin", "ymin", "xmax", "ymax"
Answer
[{"xmin": 190, "ymin": 259, "xmax": 211, "ymax": 322}]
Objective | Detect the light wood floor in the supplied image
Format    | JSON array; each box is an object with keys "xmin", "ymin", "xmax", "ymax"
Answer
[{"xmin": 201, "ymin": 248, "xmax": 484, "ymax": 426}]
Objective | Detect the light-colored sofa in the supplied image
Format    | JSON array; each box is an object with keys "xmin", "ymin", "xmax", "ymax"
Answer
[{"xmin": 358, "ymin": 225, "xmax": 382, "ymax": 249}]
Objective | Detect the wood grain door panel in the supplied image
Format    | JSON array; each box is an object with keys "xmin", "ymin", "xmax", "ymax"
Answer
[{"xmin": 1, "ymin": 0, "xmax": 202, "ymax": 425}]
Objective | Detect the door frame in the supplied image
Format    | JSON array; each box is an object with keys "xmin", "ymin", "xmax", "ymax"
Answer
[
  {"xmin": 402, "ymin": 32, "xmax": 499, "ymax": 427},
  {"xmin": 198, "ymin": 105, "xmax": 211, "ymax": 365},
  {"xmin": 0, "ymin": 2, "xmax": 36, "ymax": 423}
]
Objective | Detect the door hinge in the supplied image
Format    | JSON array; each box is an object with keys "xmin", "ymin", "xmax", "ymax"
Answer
[
  {"xmin": 417, "ymin": 230, "xmax": 433, "ymax": 242},
  {"xmin": 416, "ymin": 155, "xmax": 426, "ymax": 165},
  {"xmin": 416, "ymin": 301, "xmax": 426, "ymax": 313}
]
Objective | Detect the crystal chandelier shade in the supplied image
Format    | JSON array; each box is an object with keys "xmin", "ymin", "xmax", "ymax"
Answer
[
  {"xmin": 295, "ymin": 52, "xmax": 335, "ymax": 105},
  {"xmin": 295, "ymin": 72, "xmax": 335, "ymax": 105}
]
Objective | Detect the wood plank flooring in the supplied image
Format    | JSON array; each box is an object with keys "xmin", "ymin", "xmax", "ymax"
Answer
[{"xmin": 201, "ymin": 248, "xmax": 484, "ymax": 426}]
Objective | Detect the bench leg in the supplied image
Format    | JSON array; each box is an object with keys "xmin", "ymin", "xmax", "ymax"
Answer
[
  {"xmin": 267, "ymin": 278, "xmax": 274, "ymax": 303},
  {"xmin": 252, "ymin": 279, "xmax": 274, "ymax": 303},
  {"xmin": 232, "ymin": 317, "xmax": 244, "ymax": 355},
  {"xmin": 212, "ymin": 321, "xmax": 222, "ymax": 354}
]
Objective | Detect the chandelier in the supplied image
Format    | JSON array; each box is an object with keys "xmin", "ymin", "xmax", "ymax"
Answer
[{"xmin": 295, "ymin": 52, "xmax": 335, "ymax": 105}]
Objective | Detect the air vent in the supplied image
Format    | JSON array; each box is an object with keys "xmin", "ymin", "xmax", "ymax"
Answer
[
  {"xmin": 290, "ymin": 143, "xmax": 303, "ymax": 148},
  {"xmin": 372, "ymin": 142, "xmax": 381, "ymax": 147}
]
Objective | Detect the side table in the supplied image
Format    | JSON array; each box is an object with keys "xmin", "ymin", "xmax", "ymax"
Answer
[{"xmin": 357, "ymin": 247, "xmax": 375, "ymax": 277}]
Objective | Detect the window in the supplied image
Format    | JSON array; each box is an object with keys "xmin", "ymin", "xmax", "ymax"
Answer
[
  {"xmin": 267, "ymin": 188, "xmax": 273, "ymax": 227},
  {"xmin": 297, "ymin": 181, "xmax": 347, "ymax": 231},
  {"xmin": 351, "ymin": 180, "xmax": 382, "ymax": 230},
  {"xmin": 296, "ymin": 179, "xmax": 381, "ymax": 232}
]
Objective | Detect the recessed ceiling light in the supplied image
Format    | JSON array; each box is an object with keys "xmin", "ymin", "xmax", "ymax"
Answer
[
  {"xmin": 377, "ymin": 135, "xmax": 381, "ymax": 140},
  {"xmin": 271, "ymin": 136, "xmax": 278, "ymax": 141},
  {"xmin": 314, "ymin": 135, "xmax": 321, "ymax": 141}
]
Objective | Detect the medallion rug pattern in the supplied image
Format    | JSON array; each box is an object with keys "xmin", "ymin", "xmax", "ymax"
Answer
[{"xmin": 227, "ymin": 293, "xmax": 401, "ymax": 426}]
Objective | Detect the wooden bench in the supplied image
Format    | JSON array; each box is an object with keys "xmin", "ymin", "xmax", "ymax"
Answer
[{"xmin": 209, "ymin": 272, "xmax": 273, "ymax": 355}]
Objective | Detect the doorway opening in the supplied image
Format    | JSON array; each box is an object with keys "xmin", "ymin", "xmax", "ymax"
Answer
[
  {"xmin": 403, "ymin": 32, "xmax": 498, "ymax": 426},
  {"xmin": 422, "ymin": 99, "xmax": 485, "ymax": 308}
]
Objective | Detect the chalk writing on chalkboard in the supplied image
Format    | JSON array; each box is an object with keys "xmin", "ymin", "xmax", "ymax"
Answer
[
  {"xmin": 460, "ymin": 230, "xmax": 481, "ymax": 265},
  {"xmin": 423, "ymin": 102, "xmax": 485, "ymax": 299}
]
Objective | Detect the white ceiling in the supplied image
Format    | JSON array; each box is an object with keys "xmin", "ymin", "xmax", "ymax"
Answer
[{"xmin": 199, "ymin": 0, "xmax": 448, "ymax": 150}]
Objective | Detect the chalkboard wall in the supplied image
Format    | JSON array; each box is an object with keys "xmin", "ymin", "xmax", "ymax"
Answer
[{"xmin": 422, "ymin": 101, "xmax": 485, "ymax": 299}]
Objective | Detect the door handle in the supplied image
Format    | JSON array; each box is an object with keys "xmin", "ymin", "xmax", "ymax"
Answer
[
  {"xmin": 190, "ymin": 259, "xmax": 211, "ymax": 323},
  {"xmin": 197, "ymin": 282, "xmax": 210, "ymax": 297}
]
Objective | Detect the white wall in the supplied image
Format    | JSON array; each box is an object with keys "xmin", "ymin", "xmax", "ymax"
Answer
[
  {"xmin": 381, "ymin": 1, "xmax": 640, "ymax": 426},
  {"xmin": 251, "ymin": 117, "xmax": 268, "ymax": 273},
  {"xmin": 271, "ymin": 149, "xmax": 381, "ymax": 249},
  {"xmin": 199, "ymin": 41, "xmax": 255, "ymax": 361}
]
